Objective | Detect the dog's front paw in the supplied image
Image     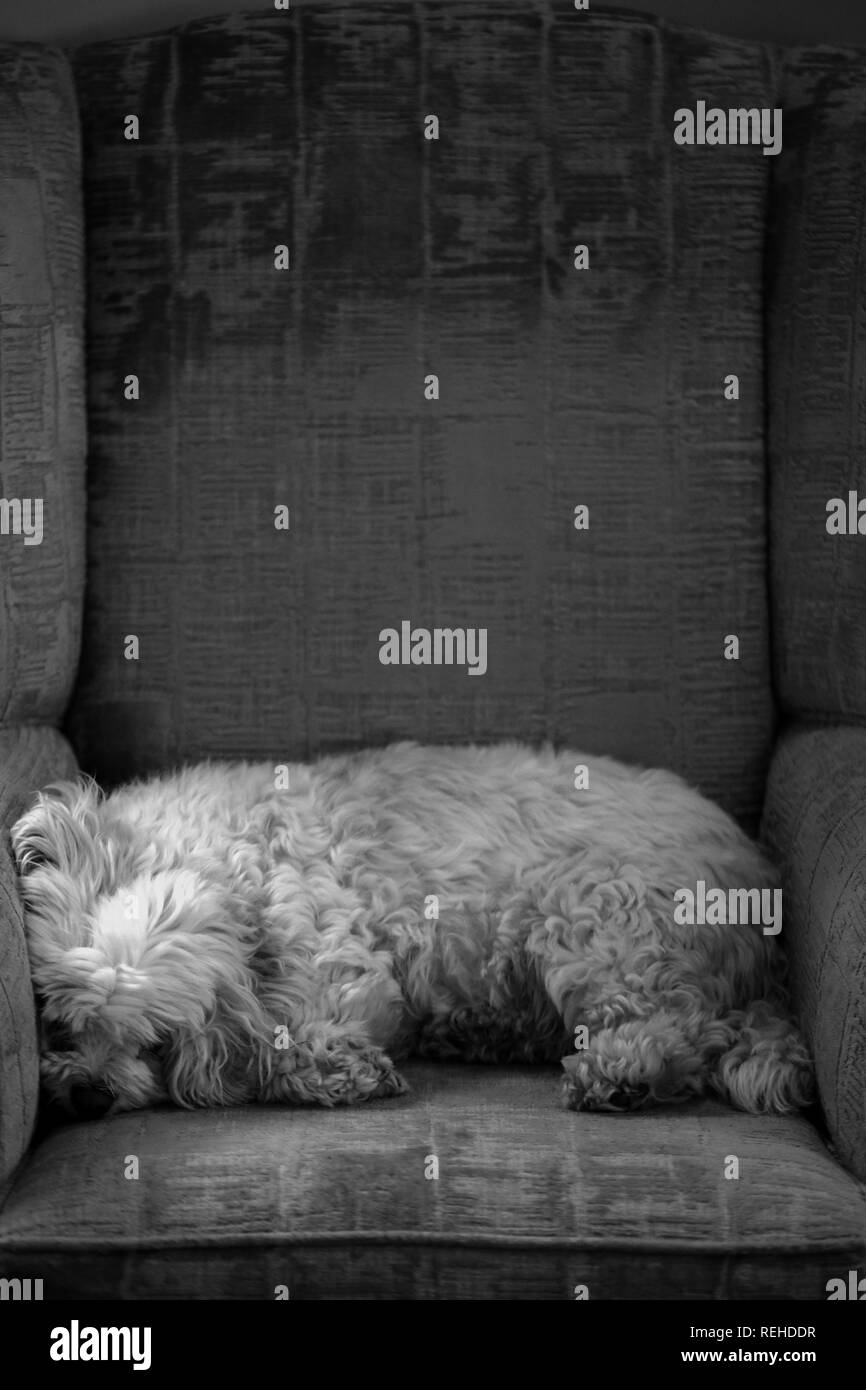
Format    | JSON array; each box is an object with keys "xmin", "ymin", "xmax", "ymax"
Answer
[
  {"xmin": 561, "ymin": 1048, "xmax": 656, "ymax": 1113},
  {"xmin": 318, "ymin": 1038, "xmax": 409, "ymax": 1104},
  {"xmin": 562, "ymin": 1059, "xmax": 651, "ymax": 1112},
  {"xmin": 265, "ymin": 1032, "xmax": 408, "ymax": 1106},
  {"xmin": 368, "ymin": 1060, "xmax": 409, "ymax": 1100}
]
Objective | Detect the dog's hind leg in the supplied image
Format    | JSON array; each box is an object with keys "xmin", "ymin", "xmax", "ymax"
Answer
[
  {"xmin": 710, "ymin": 999, "xmax": 814, "ymax": 1113},
  {"xmin": 558, "ymin": 976, "xmax": 814, "ymax": 1115},
  {"xmin": 523, "ymin": 863, "xmax": 737, "ymax": 1111},
  {"xmin": 561, "ymin": 1004, "xmax": 719, "ymax": 1111},
  {"xmin": 524, "ymin": 855, "xmax": 814, "ymax": 1114}
]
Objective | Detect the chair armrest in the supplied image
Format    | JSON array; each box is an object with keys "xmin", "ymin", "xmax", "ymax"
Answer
[
  {"xmin": 762, "ymin": 724, "xmax": 866, "ymax": 1181},
  {"xmin": 0, "ymin": 727, "xmax": 79, "ymax": 1186}
]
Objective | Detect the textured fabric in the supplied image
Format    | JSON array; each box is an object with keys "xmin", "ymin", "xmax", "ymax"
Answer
[
  {"xmin": 0, "ymin": 45, "xmax": 87, "ymax": 726},
  {"xmin": 0, "ymin": 1063, "xmax": 863, "ymax": 1299},
  {"xmin": 768, "ymin": 49, "xmax": 866, "ymax": 723},
  {"xmin": 762, "ymin": 724, "xmax": 866, "ymax": 1183},
  {"xmin": 67, "ymin": 4, "xmax": 777, "ymax": 829},
  {"xmin": 0, "ymin": 725, "xmax": 79, "ymax": 1187}
]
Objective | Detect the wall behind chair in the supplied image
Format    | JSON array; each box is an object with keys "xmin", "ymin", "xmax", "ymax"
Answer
[{"xmin": 0, "ymin": 0, "xmax": 865, "ymax": 46}]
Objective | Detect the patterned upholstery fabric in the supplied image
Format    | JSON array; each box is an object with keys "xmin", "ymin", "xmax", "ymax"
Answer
[
  {"xmin": 0, "ymin": 727, "xmax": 80, "ymax": 1187},
  {"xmin": 762, "ymin": 725, "xmax": 866, "ymax": 1183},
  {"xmin": 68, "ymin": 5, "xmax": 778, "ymax": 830},
  {"xmin": 0, "ymin": 44, "xmax": 86, "ymax": 726},
  {"xmin": 4, "ymin": 5, "xmax": 866, "ymax": 1302},
  {"xmin": 768, "ymin": 47, "xmax": 866, "ymax": 723},
  {"xmin": 1, "ymin": 1065, "xmax": 863, "ymax": 1299}
]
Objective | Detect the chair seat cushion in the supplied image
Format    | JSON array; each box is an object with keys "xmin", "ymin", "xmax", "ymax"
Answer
[{"xmin": 1, "ymin": 1064, "xmax": 863, "ymax": 1300}]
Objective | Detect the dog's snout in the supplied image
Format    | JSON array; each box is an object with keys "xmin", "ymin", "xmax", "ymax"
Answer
[{"xmin": 69, "ymin": 1083, "xmax": 115, "ymax": 1120}]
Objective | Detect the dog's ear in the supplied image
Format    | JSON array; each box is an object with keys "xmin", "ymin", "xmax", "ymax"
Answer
[
  {"xmin": 163, "ymin": 982, "xmax": 267, "ymax": 1107},
  {"xmin": 10, "ymin": 778, "xmax": 102, "ymax": 877},
  {"xmin": 137, "ymin": 873, "xmax": 269, "ymax": 1105}
]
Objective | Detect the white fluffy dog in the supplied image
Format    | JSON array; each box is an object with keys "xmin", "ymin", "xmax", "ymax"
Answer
[{"xmin": 11, "ymin": 742, "xmax": 814, "ymax": 1120}]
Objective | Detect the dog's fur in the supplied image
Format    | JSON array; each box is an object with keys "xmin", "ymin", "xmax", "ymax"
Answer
[{"xmin": 10, "ymin": 742, "xmax": 814, "ymax": 1118}]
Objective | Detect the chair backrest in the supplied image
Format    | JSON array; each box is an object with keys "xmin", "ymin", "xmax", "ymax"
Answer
[{"xmin": 66, "ymin": 4, "xmax": 779, "ymax": 832}]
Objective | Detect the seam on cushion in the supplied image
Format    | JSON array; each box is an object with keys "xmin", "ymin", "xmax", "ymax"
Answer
[{"xmin": 0, "ymin": 1232, "xmax": 864, "ymax": 1256}]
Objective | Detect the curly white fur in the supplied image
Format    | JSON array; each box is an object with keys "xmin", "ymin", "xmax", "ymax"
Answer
[{"xmin": 10, "ymin": 742, "xmax": 814, "ymax": 1118}]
